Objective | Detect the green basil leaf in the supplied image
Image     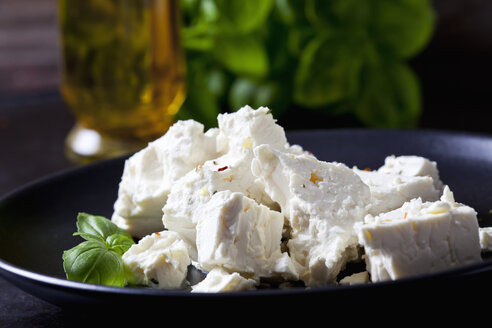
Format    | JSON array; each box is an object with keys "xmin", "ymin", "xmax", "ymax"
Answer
[
  {"xmin": 62, "ymin": 240, "xmax": 127, "ymax": 287},
  {"xmin": 355, "ymin": 60, "xmax": 421, "ymax": 128},
  {"xmin": 228, "ymin": 77, "xmax": 291, "ymax": 117},
  {"xmin": 286, "ymin": 27, "xmax": 316, "ymax": 58},
  {"xmin": 293, "ymin": 36, "xmax": 363, "ymax": 108},
  {"xmin": 74, "ymin": 212, "xmax": 133, "ymax": 242},
  {"xmin": 106, "ymin": 233, "xmax": 136, "ymax": 256},
  {"xmin": 212, "ymin": 35, "xmax": 269, "ymax": 78},
  {"xmin": 275, "ymin": 0, "xmax": 310, "ymax": 26},
  {"xmin": 214, "ymin": 0, "xmax": 275, "ymax": 34},
  {"xmin": 177, "ymin": 58, "xmax": 222, "ymax": 129},
  {"xmin": 305, "ymin": 0, "xmax": 370, "ymax": 29},
  {"xmin": 63, "ymin": 213, "xmax": 135, "ymax": 287},
  {"xmin": 369, "ymin": 0, "xmax": 436, "ymax": 59}
]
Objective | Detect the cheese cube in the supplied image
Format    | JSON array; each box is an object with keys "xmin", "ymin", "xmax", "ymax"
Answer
[
  {"xmin": 479, "ymin": 227, "xmax": 492, "ymax": 252},
  {"xmin": 353, "ymin": 167, "xmax": 440, "ymax": 216},
  {"xmin": 339, "ymin": 271, "xmax": 369, "ymax": 285},
  {"xmin": 378, "ymin": 155, "xmax": 444, "ymax": 191},
  {"xmin": 216, "ymin": 105, "xmax": 287, "ymax": 156},
  {"xmin": 191, "ymin": 268, "xmax": 256, "ymax": 293},
  {"xmin": 162, "ymin": 106, "xmax": 295, "ymax": 258},
  {"xmin": 355, "ymin": 186, "xmax": 482, "ymax": 282},
  {"xmin": 251, "ymin": 145, "xmax": 371, "ymax": 286},
  {"xmin": 162, "ymin": 152, "xmax": 275, "ymax": 259},
  {"xmin": 122, "ymin": 231, "xmax": 191, "ymax": 289},
  {"xmin": 195, "ymin": 190, "xmax": 297, "ymax": 280},
  {"xmin": 112, "ymin": 120, "xmax": 219, "ymax": 237}
]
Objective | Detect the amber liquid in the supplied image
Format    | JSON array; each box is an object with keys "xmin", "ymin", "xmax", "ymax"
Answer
[{"xmin": 58, "ymin": 0, "xmax": 186, "ymax": 145}]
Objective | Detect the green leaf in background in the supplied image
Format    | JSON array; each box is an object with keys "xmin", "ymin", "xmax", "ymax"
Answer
[
  {"xmin": 286, "ymin": 27, "xmax": 316, "ymax": 58},
  {"xmin": 213, "ymin": 35, "xmax": 269, "ymax": 78},
  {"xmin": 179, "ymin": 0, "xmax": 436, "ymax": 128},
  {"xmin": 294, "ymin": 36, "xmax": 363, "ymax": 108},
  {"xmin": 213, "ymin": 0, "xmax": 275, "ymax": 34},
  {"xmin": 369, "ymin": 0, "xmax": 436, "ymax": 59},
  {"xmin": 355, "ymin": 60, "xmax": 421, "ymax": 128},
  {"xmin": 228, "ymin": 77, "xmax": 291, "ymax": 118},
  {"xmin": 176, "ymin": 59, "xmax": 222, "ymax": 129},
  {"xmin": 275, "ymin": 0, "xmax": 310, "ymax": 26},
  {"xmin": 305, "ymin": 0, "xmax": 370, "ymax": 29}
]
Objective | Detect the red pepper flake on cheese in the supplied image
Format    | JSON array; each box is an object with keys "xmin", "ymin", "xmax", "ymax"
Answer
[{"xmin": 309, "ymin": 172, "xmax": 323, "ymax": 186}]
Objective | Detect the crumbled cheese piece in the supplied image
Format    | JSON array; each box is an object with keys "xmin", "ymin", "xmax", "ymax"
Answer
[
  {"xmin": 195, "ymin": 190, "xmax": 297, "ymax": 280},
  {"xmin": 377, "ymin": 155, "xmax": 444, "ymax": 191},
  {"xmin": 162, "ymin": 106, "xmax": 294, "ymax": 258},
  {"xmin": 251, "ymin": 144, "xmax": 371, "ymax": 287},
  {"xmin": 123, "ymin": 231, "xmax": 191, "ymax": 289},
  {"xmin": 353, "ymin": 167, "xmax": 440, "ymax": 216},
  {"xmin": 339, "ymin": 271, "xmax": 369, "ymax": 285},
  {"xmin": 355, "ymin": 186, "xmax": 482, "ymax": 282},
  {"xmin": 162, "ymin": 152, "xmax": 275, "ymax": 259},
  {"xmin": 191, "ymin": 268, "xmax": 257, "ymax": 293},
  {"xmin": 479, "ymin": 227, "xmax": 492, "ymax": 252},
  {"xmin": 112, "ymin": 120, "xmax": 219, "ymax": 237},
  {"xmin": 216, "ymin": 105, "xmax": 287, "ymax": 156}
]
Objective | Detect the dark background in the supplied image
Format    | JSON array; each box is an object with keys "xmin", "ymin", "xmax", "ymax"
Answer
[{"xmin": 1, "ymin": 0, "xmax": 492, "ymax": 134}]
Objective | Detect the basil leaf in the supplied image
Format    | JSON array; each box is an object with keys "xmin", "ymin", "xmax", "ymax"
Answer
[
  {"xmin": 214, "ymin": 0, "xmax": 275, "ymax": 34},
  {"xmin": 369, "ymin": 0, "xmax": 436, "ymax": 59},
  {"xmin": 275, "ymin": 0, "xmax": 309, "ymax": 26},
  {"xmin": 286, "ymin": 27, "xmax": 316, "ymax": 58},
  {"xmin": 62, "ymin": 213, "xmax": 135, "ymax": 287},
  {"xmin": 294, "ymin": 36, "xmax": 363, "ymax": 108},
  {"xmin": 305, "ymin": 0, "xmax": 370, "ymax": 29},
  {"xmin": 75, "ymin": 212, "xmax": 129, "ymax": 241},
  {"xmin": 212, "ymin": 35, "xmax": 269, "ymax": 78},
  {"xmin": 228, "ymin": 77, "xmax": 291, "ymax": 118},
  {"xmin": 63, "ymin": 240, "xmax": 127, "ymax": 287},
  {"xmin": 177, "ymin": 58, "xmax": 222, "ymax": 129},
  {"xmin": 178, "ymin": 0, "xmax": 434, "ymax": 128},
  {"xmin": 106, "ymin": 233, "xmax": 137, "ymax": 256},
  {"xmin": 355, "ymin": 60, "xmax": 421, "ymax": 128}
]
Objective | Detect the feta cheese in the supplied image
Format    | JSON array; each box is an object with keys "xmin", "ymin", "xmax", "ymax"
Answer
[
  {"xmin": 355, "ymin": 186, "xmax": 482, "ymax": 282},
  {"xmin": 123, "ymin": 231, "xmax": 191, "ymax": 289},
  {"xmin": 109, "ymin": 105, "xmax": 483, "ymax": 292},
  {"xmin": 162, "ymin": 106, "xmax": 295, "ymax": 258},
  {"xmin": 378, "ymin": 155, "xmax": 444, "ymax": 191},
  {"xmin": 195, "ymin": 190, "xmax": 297, "ymax": 280},
  {"xmin": 479, "ymin": 227, "xmax": 492, "ymax": 252},
  {"xmin": 112, "ymin": 120, "xmax": 219, "ymax": 237},
  {"xmin": 353, "ymin": 167, "xmax": 440, "ymax": 216},
  {"xmin": 162, "ymin": 153, "xmax": 275, "ymax": 258},
  {"xmin": 339, "ymin": 271, "xmax": 369, "ymax": 285},
  {"xmin": 191, "ymin": 268, "xmax": 256, "ymax": 293},
  {"xmin": 216, "ymin": 105, "xmax": 287, "ymax": 156},
  {"xmin": 251, "ymin": 145, "xmax": 371, "ymax": 287}
]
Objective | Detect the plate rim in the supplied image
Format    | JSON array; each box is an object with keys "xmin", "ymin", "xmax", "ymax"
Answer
[{"xmin": 1, "ymin": 128, "xmax": 492, "ymax": 301}]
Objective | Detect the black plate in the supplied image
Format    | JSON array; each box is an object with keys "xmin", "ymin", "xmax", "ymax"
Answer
[{"xmin": 1, "ymin": 129, "xmax": 492, "ymax": 312}]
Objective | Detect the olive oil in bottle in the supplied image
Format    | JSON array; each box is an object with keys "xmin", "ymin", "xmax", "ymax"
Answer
[{"xmin": 58, "ymin": 0, "xmax": 186, "ymax": 163}]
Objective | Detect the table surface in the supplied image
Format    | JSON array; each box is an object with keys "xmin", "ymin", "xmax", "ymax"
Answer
[{"xmin": 0, "ymin": 92, "xmax": 77, "ymax": 327}]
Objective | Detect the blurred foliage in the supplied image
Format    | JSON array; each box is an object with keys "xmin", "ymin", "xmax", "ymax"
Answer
[{"xmin": 176, "ymin": 0, "xmax": 436, "ymax": 129}]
